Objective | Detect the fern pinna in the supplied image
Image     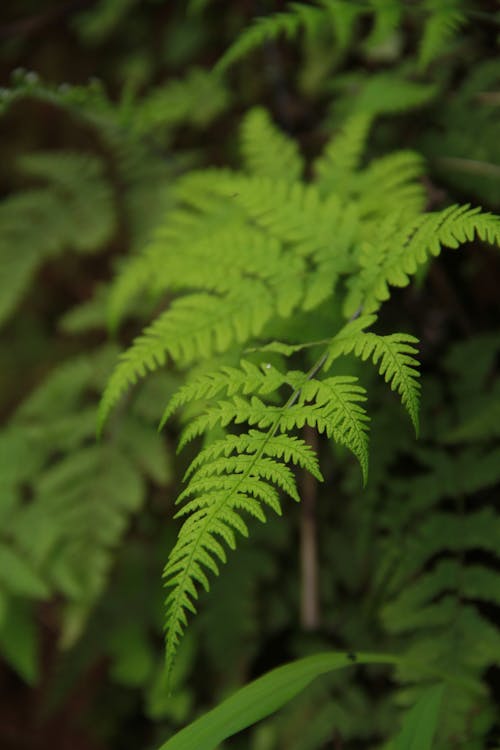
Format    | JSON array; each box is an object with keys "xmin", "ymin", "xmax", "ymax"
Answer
[
  {"xmin": 99, "ymin": 107, "xmax": 500, "ymax": 675},
  {"xmin": 214, "ymin": 0, "xmax": 468, "ymax": 74}
]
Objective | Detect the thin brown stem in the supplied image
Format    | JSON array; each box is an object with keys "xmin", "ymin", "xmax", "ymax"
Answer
[
  {"xmin": 295, "ymin": 311, "xmax": 362, "ymax": 629},
  {"xmin": 300, "ymin": 424, "xmax": 320, "ymax": 630}
]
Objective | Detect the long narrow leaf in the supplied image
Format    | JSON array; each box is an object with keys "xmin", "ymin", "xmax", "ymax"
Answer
[
  {"xmin": 392, "ymin": 684, "xmax": 444, "ymax": 750},
  {"xmin": 158, "ymin": 651, "xmax": 399, "ymax": 750}
]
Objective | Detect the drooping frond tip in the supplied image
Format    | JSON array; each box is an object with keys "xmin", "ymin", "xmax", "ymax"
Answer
[{"xmin": 160, "ymin": 358, "xmax": 374, "ymax": 675}]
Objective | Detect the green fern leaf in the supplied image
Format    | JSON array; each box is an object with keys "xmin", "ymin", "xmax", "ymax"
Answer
[
  {"xmin": 299, "ymin": 376, "xmax": 370, "ymax": 481},
  {"xmin": 345, "ymin": 205, "xmax": 500, "ymax": 316},
  {"xmin": 320, "ymin": 0, "xmax": 363, "ymax": 52},
  {"xmin": 314, "ymin": 113, "xmax": 372, "ymax": 196},
  {"xmin": 99, "ymin": 286, "xmax": 277, "ymax": 432},
  {"xmin": 0, "ymin": 152, "xmax": 114, "ymax": 326},
  {"xmin": 364, "ymin": 0, "xmax": 402, "ymax": 50},
  {"xmin": 131, "ymin": 68, "xmax": 229, "ymax": 136},
  {"xmin": 378, "ymin": 432, "xmax": 500, "ymax": 741},
  {"xmin": 163, "ymin": 430, "xmax": 302, "ymax": 673},
  {"xmin": 418, "ymin": 0, "xmax": 466, "ymax": 70},
  {"xmin": 214, "ymin": 3, "xmax": 323, "ymax": 73},
  {"xmin": 185, "ymin": 431, "xmax": 323, "ymax": 482},
  {"xmin": 106, "ymin": 200, "xmax": 248, "ymax": 330},
  {"xmin": 354, "ymin": 151, "xmax": 427, "ymax": 218},
  {"xmin": 241, "ymin": 108, "xmax": 304, "ymax": 181},
  {"xmin": 163, "ymin": 358, "xmax": 370, "ymax": 674},
  {"xmin": 177, "ymin": 377, "xmax": 369, "ymax": 473},
  {"xmin": 327, "ymin": 316, "xmax": 421, "ymax": 434},
  {"xmin": 346, "ymin": 73, "xmax": 438, "ymax": 118},
  {"xmin": 19, "ymin": 152, "xmax": 114, "ymax": 252},
  {"xmin": 160, "ymin": 361, "xmax": 287, "ymax": 430}
]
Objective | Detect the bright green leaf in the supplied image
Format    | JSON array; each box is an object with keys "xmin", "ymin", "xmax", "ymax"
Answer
[{"xmin": 158, "ymin": 651, "xmax": 399, "ymax": 750}]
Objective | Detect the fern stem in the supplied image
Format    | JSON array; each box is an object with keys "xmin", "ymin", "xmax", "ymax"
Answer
[
  {"xmin": 300, "ymin": 424, "xmax": 320, "ymax": 630},
  {"xmin": 282, "ymin": 351, "xmax": 329, "ymax": 412}
]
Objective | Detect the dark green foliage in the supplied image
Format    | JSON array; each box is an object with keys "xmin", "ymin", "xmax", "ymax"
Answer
[
  {"xmin": 0, "ymin": 151, "xmax": 115, "ymax": 326},
  {"xmin": 372, "ymin": 335, "xmax": 500, "ymax": 744},
  {"xmin": 2, "ymin": 1, "xmax": 500, "ymax": 748}
]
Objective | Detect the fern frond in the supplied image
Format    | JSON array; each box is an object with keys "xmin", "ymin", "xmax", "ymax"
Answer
[
  {"xmin": 381, "ymin": 504, "xmax": 500, "ymax": 738},
  {"xmin": 163, "ymin": 428, "xmax": 307, "ymax": 674},
  {"xmin": 384, "ymin": 560, "xmax": 500, "ymax": 632},
  {"xmin": 388, "ymin": 507, "xmax": 500, "ymax": 589},
  {"xmin": 99, "ymin": 288, "xmax": 270, "ymax": 431},
  {"xmin": 59, "ymin": 285, "xmax": 109, "ymax": 334},
  {"xmin": 0, "ymin": 152, "xmax": 114, "ymax": 326},
  {"xmin": 131, "ymin": 67, "xmax": 229, "ymax": 136},
  {"xmin": 185, "ymin": 430, "xmax": 323, "ymax": 481},
  {"xmin": 0, "ymin": 543, "xmax": 49, "ymax": 600},
  {"xmin": 364, "ymin": 0, "xmax": 402, "ymax": 50},
  {"xmin": 148, "ymin": 224, "xmax": 277, "ymax": 297},
  {"xmin": 107, "ymin": 198, "xmax": 244, "ymax": 330},
  {"xmin": 18, "ymin": 152, "xmax": 114, "ymax": 252},
  {"xmin": 299, "ymin": 376, "xmax": 369, "ymax": 480},
  {"xmin": 0, "ymin": 191, "xmax": 60, "ymax": 326},
  {"xmin": 106, "ymin": 255, "xmax": 156, "ymax": 332},
  {"xmin": 327, "ymin": 316, "xmax": 421, "ymax": 434},
  {"xmin": 354, "ymin": 151, "xmax": 427, "ymax": 218},
  {"xmin": 99, "ymin": 234, "xmax": 314, "ymax": 432},
  {"xmin": 0, "ymin": 70, "xmax": 114, "ymax": 127},
  {"xmin": 319, "ymin": 0, "xmax": 363, "ymax": 52},
  {"xmin": 214, "ymin": 3, "xmax": 324, "ymax": 73},
  {"xmin": 344, "ymin": 204, "xmax": 500, "ymax": 316},
  {"xmin": 103, "ymin": 111, "xmax": 393, "ymax": 427},
  {"xmin": 241, "ymin": 108, "xmax": 304, "ymax": 181},
  {"xmin": 211, "ymin": 175, "xmax": 340, "ymax": 256},
  {"xmin": 3, "ymin": 347, "xmax": 170, "ymax": 648},
  {"xmin": 375, "ymin": 407, "xmax": 500, "ymax": 742},
  {"xmin": 14, "ymin": 356, "xmax": 94, "ymax": 421},
  {"xmin": 418, "ymin": 0, "xmax": 466, "ymax": 70},
  {"xmin": 160, "ymin": 361, "xmax": 287, "ymax": 429},
  {"xmin": 314, "ymin": 113, "xmax": 372, "ymax": 196},
  {"xmin": 162, "ymin": 358, "xmax": 370, "ymax": 674},
  {"xmin": 96, "ymin": 103, "xmax": 499, "ymax": 701},
  {"xmin": 204, "ymin": 173, "xmax": 356, "ymax": 295},
  {"xmin": 347, "ymin": 73, "xmax": 438, "ymax": 118},
  {"xmin": 177, "ymin": 375, "xmax": 369, "ymax": 475}
]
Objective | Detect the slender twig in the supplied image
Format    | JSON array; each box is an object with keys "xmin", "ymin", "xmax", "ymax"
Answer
[
  {"xmin": 295, "ymin": 311, "xmax": 361, "ymax": 631},
  {"xmin": 300, "ymin": 424, "xmax": 320, "ymax": 629}
]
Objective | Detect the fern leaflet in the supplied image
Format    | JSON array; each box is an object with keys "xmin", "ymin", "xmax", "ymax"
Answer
[
  {"xmin": 327, "ymin": 315, "xmax": 421, "ymax": 434},
  {"xmin": 344, "ymin": 204, "xmax": 500, "ymax": 316},
  {"xmin": 241, "ymin": 107, "xmax": 304, "ymax": 181}
]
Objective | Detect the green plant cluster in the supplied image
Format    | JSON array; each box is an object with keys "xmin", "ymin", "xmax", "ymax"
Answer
[{"xmin": 1, "ymin": 1, "xmax": 500, "ymax": 748}]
